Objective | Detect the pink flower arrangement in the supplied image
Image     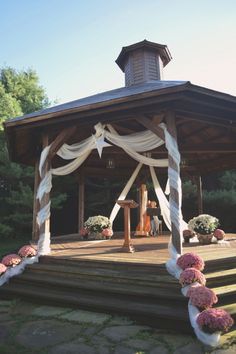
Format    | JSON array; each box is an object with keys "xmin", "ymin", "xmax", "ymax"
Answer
[
  {"xmin": 1, "ymin": 254, "xmax": 21, "ymax": 267},
  {"xmin": 0, "ymin": 263, "xmax": 7, "ymax": 275},
  {"xmin": 187, "ymin": 285, "xmax": 218, "ymax": 309},
  {"xmin": 177, "ymin": 252, "xmax": 205, "ymax": 271},
  {"xmin": 213, "ymin": 229, "xmax": 225, "ymax": 241},
  {"xmin": 18, "ymin": 245, "xmax": 37, "ymax": 258},
  {"xmin": 80, "ymin": 228, "xmax": 89, "ymax": 236},
  {"xmin": 102, "ymin": 228, "xmax": 113, "ymax": 238},
  {"xmin": 179, "ymin": 268, "xmax": 206, "ymax": 287},
  {"xmin": 197, "ymin": 308, "xmax": 234, "ymax": 334}
]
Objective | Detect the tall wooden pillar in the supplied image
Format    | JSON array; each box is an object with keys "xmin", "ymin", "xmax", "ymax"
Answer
[
  {"xmin": 78, "ymin": 171, "xmax": 85, "ymax": 232},
  {"xmin": 196, "ymin": 174, "xmax": 203, "ymax": 214},
  {"xmin": 32, "ymin": 159, "xmax": 40, "ymax": 244},
  {"xmin": 166, "ymin": 111, "xmax": 182, "ymax": 254},
  {"xmin": 39, "ymin": 134, "xmax": 51, "ymax": 240}
]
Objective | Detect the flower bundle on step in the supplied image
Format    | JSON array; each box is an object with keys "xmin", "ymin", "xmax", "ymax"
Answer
[
  {"xmin": 177, "ymin": 252, "xmax": 205, "ymax": 271},
  {"xmin": 18, "ymin": 245, "xmax": 37, "ymax": 258},
  {"xmin": 1, "ymin": 254, "xmax": 22, "ymax": 267},
  {"xmin": 179, "ymin": 268, "xmax": 206, "ymax": 287},
  {"xmin": 187, "ymin": 285, "xmax": 218, "ymax": 309},
  {"xmin": 0, "ymin": 263, "xmax": 7, "ymax": 276},
  {"xmin": 197, "ymin": 308, "xmax": 234, "ymax": 334}
]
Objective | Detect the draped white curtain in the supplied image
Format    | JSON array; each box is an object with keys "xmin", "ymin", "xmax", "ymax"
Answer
[{"xmin": 36, "ymin": 122, "xmax": 185, "ymax": 256}]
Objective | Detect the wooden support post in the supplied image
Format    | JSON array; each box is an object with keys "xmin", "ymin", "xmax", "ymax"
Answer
[
  {"xmin": 39, "ymin": 134, "xmax": 51, "ymax": 241},
  {"xmin": 117, "ymin": 200, "xmax": 138, "ymax": 253},
  {"xmin": 196, "ymin": 174, "xmax": 203, "ymax": 214},
  {"xmin": 32, "ymin": 159, "xmax": 40, "ymax": 244},
  {"xmin": 78, "ymin": 171, "xmax": 85, "ymax": 232},
  {"xmin": 166, "ymin": 111, "xmax": 182, "ymax": 255}
]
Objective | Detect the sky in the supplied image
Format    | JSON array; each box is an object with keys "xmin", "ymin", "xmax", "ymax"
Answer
[{"xmin": 1, "ymin": 0, "xmax": 236, "ymax": 104}]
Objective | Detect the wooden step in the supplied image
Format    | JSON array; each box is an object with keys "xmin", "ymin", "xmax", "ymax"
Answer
[
  {"xmin": 205, "ymin": 268, "xmax": 236, "ymax": 286},
  {"xmin": 0, "ymin": 282, "xmax": 191, "ymax": 332},
  {"xmin": 204, "ymin": 257, "xmax": 236, "ymax": 273},
  {"xmin": 25, "ymin": 263, "xmax": 178, "ymax": 288},
  {"xmin": 39, "ymin": 255, "xmax": 168, "ymax": 274},
  {"xmin": 11, "ymin": 272, "xmax": 185, "ymax": 304}
]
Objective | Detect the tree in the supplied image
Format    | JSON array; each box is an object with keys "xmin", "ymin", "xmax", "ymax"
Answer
[{"xmin": 0, "ymin": 67, "xmax": 65, "ymax": 239}]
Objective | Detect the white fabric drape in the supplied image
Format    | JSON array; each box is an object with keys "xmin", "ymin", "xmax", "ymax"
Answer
[
  {"xmin": 35, "ymin": 122, "xmax": 170, "ymax": 255},
  {"xmin": 109, "ymin": 163, "xmax": 143, "ymax": 225}
]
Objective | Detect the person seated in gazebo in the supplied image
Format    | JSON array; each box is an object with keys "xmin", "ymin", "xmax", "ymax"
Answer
[{"xmin": 147, "ymin": 201, "xmax": 162, "ymax": 236}]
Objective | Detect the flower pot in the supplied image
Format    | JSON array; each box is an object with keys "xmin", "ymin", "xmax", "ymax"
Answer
[
  {"xmin": 183, "ymin": 236, "xmax": 191, "ymax": 243},
  {"xmin": 197, "ymin": 233, "xmax": 213, "ymax": 245}
]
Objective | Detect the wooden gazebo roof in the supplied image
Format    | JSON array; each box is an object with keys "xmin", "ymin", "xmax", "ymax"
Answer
[{"xmin": 4, "ymin": 40, "xmax": 236, "ymax": 177}]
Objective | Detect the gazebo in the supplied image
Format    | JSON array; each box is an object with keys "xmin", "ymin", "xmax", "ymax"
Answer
[
  {"xmin": 2, "ymin": 40, "xmax": 236, "ymax": 342},
  {"xmin": 4, "ymin": 40, "xmax": 236, "ymax": 254}
]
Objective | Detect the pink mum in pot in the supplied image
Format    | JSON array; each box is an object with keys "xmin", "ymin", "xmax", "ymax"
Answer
[
  {"xmin": 1, "ymin": 254, "xmax": 21, "ymax": 267},
  {"xmin": 179, "ymin": 268, "xmax": 206, "ymax": 287},
  {"xmin": 197, "ymin": 308, "xmax": 234, "ymax": 334},
  {"xmin": 102, "ymin": 228, "xmax": 113, "ymax": 237},
  {"xmin": 80, "ymin": 228, "xmax": 89, "ymax": 236},
  {"xmin": 187, "ymin": 285, "xmax": 218, "ymax": 309},
  {"xmin": 18, "ymin": 245, "xmax": 37, "ymax": 258},
  {"xmin": 0, "ymin": 263, "xmax": 7, "ymax": 275},
  {"xmin": 177, "ymin": 252, "xmax": 205, "ymax": 271},
  {"xmin": 213, "ymin": 229, "xmax": 225, "ymax": 241}
]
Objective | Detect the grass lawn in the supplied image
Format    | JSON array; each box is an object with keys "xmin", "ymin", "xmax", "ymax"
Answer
[{"xmin": 0, "ymin": 235, "xmax": 30, "ymax": 259}]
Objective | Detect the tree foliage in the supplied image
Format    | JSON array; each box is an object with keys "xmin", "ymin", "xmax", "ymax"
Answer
[{"xmin": 0, "ymin": 66, "xmax": 65, "ymax": 239}]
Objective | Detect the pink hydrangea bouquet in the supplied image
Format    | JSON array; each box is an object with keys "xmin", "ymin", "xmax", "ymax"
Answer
[
  {"xmin": 0, "ymin": 263, "xmax": 7, "ymax": 276},
  {"xmin": 177, "ymin": 252, "xmax": 205, "ymax": 271},
  {"xmin": 102, "ymin": 228, "xmax": 113, "ymax": 238},
  {"xmin": 18, "ymin": 245, "xmax": 37, "ymax": 258},
  {"xmin": 197, "ymin": 308, "xmax": 234, "ymax": 334},
  {"xmin": 1, "ymin": 254, "xmax": 22, "ymax": 267},
  {"xmin": 187, "ymin": 285, "xmax": 218, "ymax": 309},
  {"xmin": 213, "ymin": 229, "xmax": 225, "ymax": 241},
  {"xmin": 179, "ymin": 268, "xmax": 206, "ymax": 287}
]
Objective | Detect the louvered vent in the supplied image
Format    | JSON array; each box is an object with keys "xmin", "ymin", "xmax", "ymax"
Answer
[{"xmin": 116, "ymin": 40, "xmax": 171, "ymax": 87}]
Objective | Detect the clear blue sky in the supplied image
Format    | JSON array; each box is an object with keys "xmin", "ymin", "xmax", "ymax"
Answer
[{"xmin": 1, "ymin": 0, "xmax": 236, "ymax": 104}]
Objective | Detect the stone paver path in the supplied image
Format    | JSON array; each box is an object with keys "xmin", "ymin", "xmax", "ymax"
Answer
[{"xmin": 0, "ymin": 300, "xmax": 235, "ymax": 353}]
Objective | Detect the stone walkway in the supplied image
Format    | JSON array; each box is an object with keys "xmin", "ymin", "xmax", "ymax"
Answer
[{"xmin": 0, "ymin": 300, "xmax": 235, "ymax": 354}]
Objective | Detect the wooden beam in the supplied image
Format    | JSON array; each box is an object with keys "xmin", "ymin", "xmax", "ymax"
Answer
[
  {"xmin": 31, "ymin": 159, "xmax": 40, "ymax": 244},
  {"xmin": 78, "ymin": 171, "xmax": 85, "ymax": 232},
  {"xmin": 135, "ymin": 115, "xmax": 165, "ymax": 141},
  {"xmin": 176, "ymin": 110, "xmax": 236, "ymax": 128},
  {"xmin": 165, "ymin": 110, "xmax": 182, "ymax": 255},
  {"xmin": 195, "ymin": 175, "xmax": 203, "ymax": 214},
  {"xmin": 47, "ymin": 125, "xmax": 77, "ymax": 161},
  {"xmin": 179, "ymin": 143, "xmax": 236, "ymax": 153}
]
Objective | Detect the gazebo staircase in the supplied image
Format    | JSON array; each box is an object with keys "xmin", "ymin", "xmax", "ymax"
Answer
[{"xmin": 0, "ymin": 255, "xmax": 235, "ymax": 336}]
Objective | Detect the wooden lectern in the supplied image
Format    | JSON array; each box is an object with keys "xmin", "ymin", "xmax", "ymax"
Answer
[{"xmin": 117, "ymin": 199, "xmax": 138, "ymax": 253}]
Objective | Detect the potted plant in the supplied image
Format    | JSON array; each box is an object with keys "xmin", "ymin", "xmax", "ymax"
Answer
[
  {"xmin": 182, "ymin": 229, "xmax": 195, "ymax": 243},
  {"xmin": 188, "ymin": 214, "xmax": 219, "ymax": 244},
  {"xmin": 84, "ymin": 215, "xmax": 112, "ymax": 240},
  {"xmin": 197, "ymin": 308, "xmax": 234, "ymax": 334}
]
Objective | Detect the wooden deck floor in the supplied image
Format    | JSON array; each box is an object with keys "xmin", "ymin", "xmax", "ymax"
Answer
[{"xmin": 50, "ymin": 233, "xmax": 236, "ymax": 264}]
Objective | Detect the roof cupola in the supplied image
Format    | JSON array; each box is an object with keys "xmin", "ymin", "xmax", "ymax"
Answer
[{"xmin": 116, "ymin": 39, "xmax": 172, "ymax": 87}]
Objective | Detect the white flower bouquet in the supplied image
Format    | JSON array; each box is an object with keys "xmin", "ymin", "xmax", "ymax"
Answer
[
  {"xmin": 188, "ymin": 214, "xmax": 219, "ymax": 235},
  {"xmin": 84, "ymin": 215, "xmax": 111, "ymax": 234}
]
